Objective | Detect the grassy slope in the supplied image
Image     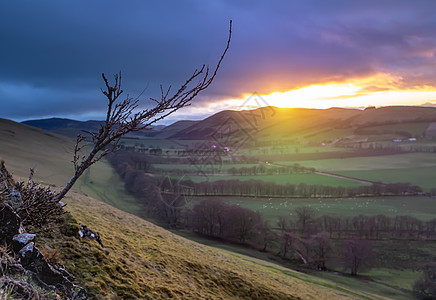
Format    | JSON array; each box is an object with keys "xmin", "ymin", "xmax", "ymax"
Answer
[
  {"xmin": 0, "ymin": 118, "xmax": 73, "ymax": 185},
  {"xmin": 0, "ymin": 118, "xmax": 142, "ymax": 216},
  {"xmin": 57, "ymin": 192, "xmax": 383, "ymax": 299}
]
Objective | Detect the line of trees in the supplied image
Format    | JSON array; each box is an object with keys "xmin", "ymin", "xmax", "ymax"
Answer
[
  {"xmin": 227, "ymin": 164, "xmax": 315, "ymax": 176},
  {"xmin": 179, "ymin": 179, "xmax": 423, "ymax": 197},
  {"xmin": 108, "ymin": 150, "xmax": 188, "ymax": 227},
  {"xmin": 188, "ymin": 199, "xmax": 436, "ymax": 275},
  {"xmin": 277, "ymin": 207, "xmax": 436, "ymax": 241},
  {"xmin": 188, "ymin": 198, "xmax": 380, "ymax": 275}
]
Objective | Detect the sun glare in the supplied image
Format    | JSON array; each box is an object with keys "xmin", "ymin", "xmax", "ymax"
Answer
[{"xmin": 263, "ymin": 83, "xmax": 361, "ymax": 108}]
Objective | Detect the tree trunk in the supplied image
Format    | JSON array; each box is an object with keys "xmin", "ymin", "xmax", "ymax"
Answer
[{"xmin": 55, "ymin": 173, "xmax": 80, "ymax": 201}]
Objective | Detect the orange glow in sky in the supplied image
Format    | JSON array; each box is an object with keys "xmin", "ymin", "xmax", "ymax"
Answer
[
  {"xmin": 169, "ymin": 72, "xmax": 436, "ymax": 123},
  {"xmin": 223, "ymin": 73, "xmax": 436, "ymax": 110}
]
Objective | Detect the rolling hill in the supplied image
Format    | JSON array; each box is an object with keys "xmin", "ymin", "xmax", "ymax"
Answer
[{"xmin": 163, "ymin": 106, "xmax": 436, "ymax": 143}]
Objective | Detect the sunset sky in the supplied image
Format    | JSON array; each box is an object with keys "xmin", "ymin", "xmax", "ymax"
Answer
[{"xmin": 1, "ymin": 1, "xmax": 436, "ymax": 123}]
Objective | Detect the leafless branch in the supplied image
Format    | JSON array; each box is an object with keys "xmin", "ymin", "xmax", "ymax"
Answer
[{"xmin": 54, "ymin": 20, "xmax": 232, "ymax": 202}]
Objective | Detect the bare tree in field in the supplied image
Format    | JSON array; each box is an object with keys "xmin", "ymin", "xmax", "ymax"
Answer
[
  {"xmin": 54, "ymin": 21, "xmax": 232, "ymax": 202},
  {"xmin": 341, "ymin": 237, "xmax": 374, "ymax": 276},
  {"xmin": 310, "ymin": 231, "xmax": 333, "ymax": 270},
  {"xmin": 294, "ymin": 206, "xmax": 317, "ymax": 236}
]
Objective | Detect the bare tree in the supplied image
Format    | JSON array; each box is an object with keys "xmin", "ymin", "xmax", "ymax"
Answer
[
  {"xmin": 294, "ymin": 206, "xmax": 317, "ymax": 236},
  {"xmin": 55, "ymin": 21, "xmax": 232, "ymax": 202},
  {"xmin": 341, "ymin": 237, "xmax": 374, "ymax": 276},
  {"xmin": 310, "ymin": 231, "xmax": 333, "ymax": 270}
]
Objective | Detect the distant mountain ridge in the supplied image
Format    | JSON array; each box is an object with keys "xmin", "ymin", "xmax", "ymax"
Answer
[
  {"xmin": 22, "ymin": 118, "xmax": 105, "ymax": 139},
  {"xmin": 22, "ymin": 117, "xmax": 169, "ymax": 139}
]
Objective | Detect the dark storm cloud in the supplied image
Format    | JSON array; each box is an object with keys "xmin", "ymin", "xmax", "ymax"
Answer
[{"xmin": 1, "ymin": 0, "xmax": 436, "ymax": 121}]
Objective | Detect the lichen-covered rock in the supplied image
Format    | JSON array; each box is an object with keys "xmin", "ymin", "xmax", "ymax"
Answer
[
  {"xmin": 12, "ymin": 233, "xmax": 36, "ymax": 252},
  {"xmin": 18, "ymin": 242, "xmax": 36, "ymax": 266},
  {"xmin": 0, "ymin": 203, "xmax": 21, "ymax": 244}
]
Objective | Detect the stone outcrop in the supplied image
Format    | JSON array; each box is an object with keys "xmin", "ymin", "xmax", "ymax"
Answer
[{"xmin": 0, "ymin": 163, "xmax": 87, "ymax": 299}]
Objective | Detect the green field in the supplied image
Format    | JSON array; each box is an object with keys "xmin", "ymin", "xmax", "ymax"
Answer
[
  {"xmin": 293, "ymin": 153, "xmax": 436, "ymax": 172},
  {"xmin": 336, "ymin": 168, "xmax": 436, "ymax": 192},
  {"xmin": 188, "ymin": 195, "xmax": 436, "ymax": 222},
  {"xmin": 4, "ymin": 111, "xmax": 436, "ymax": 299},
  {"xmin": 290, "ymin": 153, "xmax": 436, "ymax": 192}
]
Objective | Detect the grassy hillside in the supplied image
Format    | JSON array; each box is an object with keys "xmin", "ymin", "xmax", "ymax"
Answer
[
  {"xmin": 47, "ymin": 192, "xmax": 383, "ymax": 299},
  {"xmin": 0, "ymin": 118, "xmax": 142, "ymax": 216},
  {"xmin": 0, "ymin": 118, "xmax": 73, "ymax": 184}
]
